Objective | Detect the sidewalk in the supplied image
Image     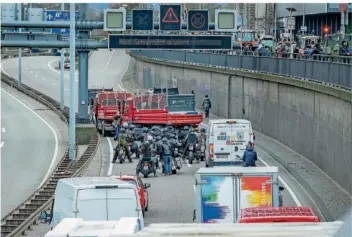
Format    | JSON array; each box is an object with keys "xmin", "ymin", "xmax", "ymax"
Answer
[{"xmin": 121, "ymin": 61, "xmax": 351, "ymax": 220}]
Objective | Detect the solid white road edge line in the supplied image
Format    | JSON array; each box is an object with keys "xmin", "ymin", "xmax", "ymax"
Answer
[
  {"xmin": 1, "ymin": 89, "xmax": 59, "ymax": 189},
  {"xmin": 1, "ymin": 59, "xmax": 10, "ymax": 76},
  {"xmin": 107, "ymin": 137, "xmax": 114, "ymax": 176},
  {"xmin": 200, "ymin": 122, "xmax": 302, "ymax": 206}
]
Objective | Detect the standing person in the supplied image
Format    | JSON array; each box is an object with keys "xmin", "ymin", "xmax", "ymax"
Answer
[
  {"xmin": 340, "ymin": 41, "xmax": 350, "ymax": 56},
  {"xmin": 201, "ymin": 95, "xmax": 212, "ymax": 119},
  {"xmin": 112, "ymin": 113, "xmax": 121, "ymax": 141},
  {"xmin": 161, "ymin": 137, "xmax": 172, "ymax": 176}
]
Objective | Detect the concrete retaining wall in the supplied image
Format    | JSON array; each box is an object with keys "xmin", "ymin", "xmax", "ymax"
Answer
[{"xmin": 130, "ymin": 55, "xmax": 352, "ymax": 195}]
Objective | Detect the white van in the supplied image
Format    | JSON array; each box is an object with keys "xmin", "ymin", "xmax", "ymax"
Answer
[
  {"xmin": 41, "ymin": 177, "xmax": 144, "ymax": 230},
  {"xmin": 205, "ymin": 119, "xmax": 255, "ymax": 167}
]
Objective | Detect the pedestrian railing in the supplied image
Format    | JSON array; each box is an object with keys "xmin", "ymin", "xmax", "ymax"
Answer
[{"xmin": 131, "ymin": 50, "xmax": 352, "ymax": 90}]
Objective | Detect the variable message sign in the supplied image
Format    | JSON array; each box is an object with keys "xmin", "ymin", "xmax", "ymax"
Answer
[
  {"xmin": 188, "ymin": 10, "xmax": 209, "ymax": 31},
  {"xmin": 159, "ymin": 4, "xmax": 181, "ymax": 31},
  {"xmin": 108, "ymin": 35, "xmax": 232, "ymax": 50},
  {"xmin": 132, "ymin": 9, "xmax": 153, "ymax": 31}
]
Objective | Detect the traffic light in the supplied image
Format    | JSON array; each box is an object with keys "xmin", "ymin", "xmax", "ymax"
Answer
[{"xmin": 322, "ymin": 26, "xmax": 330, "ymax": 34}]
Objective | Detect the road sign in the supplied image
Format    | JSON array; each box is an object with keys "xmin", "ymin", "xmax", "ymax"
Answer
[
  {"xmin": 46, "ymin": 10, "xmax": 80, "ymax": 34},
  {"xmin": 159, "ymin": 4, "xmax": 181, "ymax": 31},
  {"xmin": 188, "ymin": 10, "xmax": 208, "ymax": 31},
  {"xmin": 132, "ymin": 9, "xmax": 153, "ymax": 31},
  {"xmin": 300, "ymin": 26, "xmax": 307, "ymax": 32},
  {"xmin": 215, "ymin": 10, "xmax": 237, "ymax": 32},
  {"xmin": 104, "ymin": 8, "xmax": 126, "ymax": 31},
  {"xmin": 108, "ymin": 35, "xmax": 232, "ymax": 50},
  {"xmin": 339, "ymin": 3, "xmax": 347, "ymax": 12}
]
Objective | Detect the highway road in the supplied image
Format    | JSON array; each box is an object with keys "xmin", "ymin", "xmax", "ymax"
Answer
[
  {"xmin": 0, "ymin": 83, "xmax": 68, "ymax": 218},
  {"xmin": 1, "ymin": 50, "xmax": 316, "ymax": 232}
]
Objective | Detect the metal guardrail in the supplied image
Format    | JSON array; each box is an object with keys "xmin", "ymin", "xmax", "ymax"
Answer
[
  {"xmin": 131, "ymin": 50, "xmax": 352, "ymax": 90},
  {"xmin": 1, "ymin": 56, "xmax": 99, "ymax": 236}
]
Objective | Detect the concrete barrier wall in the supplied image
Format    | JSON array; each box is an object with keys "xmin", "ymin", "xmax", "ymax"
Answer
[{"xmin": 130, "ymin": 55, "xmax": 352, "ymax": 195}]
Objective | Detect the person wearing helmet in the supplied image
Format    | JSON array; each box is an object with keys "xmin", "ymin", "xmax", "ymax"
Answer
[
  {"xmin": 161, "ymin": 137, "xmax": 172, "ymax": 175},
  {"xmin": 183, "ymin": 128, "xmax": 199, "ymax": 160},
  {"xmin": 112, "ymin": 113, "xmax": 121, "ymax": 141},
  {"xmin": 112, "ymin": 127, "xmax": 132, "ymax": 163},
  {"xmin": 166, "ymin": 122, "xmax": 174, "ymax": 133},
  {"xmin": 199, "ymin": 128, "xmax": 207, "ymax": 143}
]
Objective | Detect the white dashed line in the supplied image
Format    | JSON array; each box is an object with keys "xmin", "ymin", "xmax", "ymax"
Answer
[
  {"xmin": 0, "ymin": 141, "xmax": 4, "ymax": 148},
  {"xmin": 107, "ymin": 137, "xmax": 114, "ymax": 176},
  {"xmin": 2, "ymin": 128, "xmax": 5, "ymax": 133}
]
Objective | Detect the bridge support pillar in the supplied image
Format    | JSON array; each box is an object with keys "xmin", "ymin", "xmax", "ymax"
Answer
[{"xmin": 77, "ymin": 50, "xmax": 89, "ymax": 123}]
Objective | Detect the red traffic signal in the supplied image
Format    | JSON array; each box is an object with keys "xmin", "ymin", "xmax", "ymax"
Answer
[{"xmin": 322, "ymin": 26, "xmax": 330, "ymax": 33}]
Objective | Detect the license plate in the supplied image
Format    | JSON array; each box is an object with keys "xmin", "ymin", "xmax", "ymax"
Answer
[
  {"xmin": 217, "ymin": 155, "xmax": 228, "ymax": 158},
  {"xmin": 143, "ymin": 166, "xmax": 149, "ymax": 170},
  {"xmin": 189, "ymin": 147, "xmax": 193, "ymax": 151}
]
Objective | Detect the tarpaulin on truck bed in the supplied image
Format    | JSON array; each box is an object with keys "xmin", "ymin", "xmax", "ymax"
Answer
[
  {"xmin": 167, "ymin": 95, "xmax": 195, "ymax": 112},
  {"xmin": 153, "ymin": 87, "xmax": 179, "ymax": 95}
]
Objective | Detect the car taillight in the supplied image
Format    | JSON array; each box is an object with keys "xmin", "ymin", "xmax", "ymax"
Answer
[{"xmin": 209, "ymin": 144, "xmax": 214, "ymax": 159}]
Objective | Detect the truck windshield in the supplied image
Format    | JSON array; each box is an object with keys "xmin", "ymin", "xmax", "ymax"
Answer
[{"xmin": 100, "ymin": 98, "xmax": 118, "ymax": 106}]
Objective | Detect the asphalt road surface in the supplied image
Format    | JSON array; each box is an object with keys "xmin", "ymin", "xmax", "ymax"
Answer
[
  {"xmin": 1, "ymin": 50, "xmax": 316, "ymax": 235},
  {"xmin": 0, "ymin": 83, "xmax": 68, "ymax": 218}
]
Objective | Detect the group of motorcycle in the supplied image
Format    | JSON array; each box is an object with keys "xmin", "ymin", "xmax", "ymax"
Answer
[{"xmin": 112, "ymin": 123, "xmax": 207, "ymax": 178}]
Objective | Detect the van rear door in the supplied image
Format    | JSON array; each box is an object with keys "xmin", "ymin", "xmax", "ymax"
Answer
[
  {"xmin": 76, "ymin": 188, "xmax": 108, "ymax": 221},
  {"xmin": 107, "ymin": 188, "xmax": 139, "ymax": 220},
  {"xmin": 212, "ymin": 123, "xmax": 233, "ymax": 162}
]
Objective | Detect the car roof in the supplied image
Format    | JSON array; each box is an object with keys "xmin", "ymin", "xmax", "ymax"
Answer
[{"xmin": 112, "ymin": 175, "xmax": 138, "ymax": 180}]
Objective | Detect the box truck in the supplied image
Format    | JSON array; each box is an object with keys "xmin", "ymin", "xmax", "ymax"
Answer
[{"xmin": 193, "ymin": 166, "xmax": 283, "ymax": 223}]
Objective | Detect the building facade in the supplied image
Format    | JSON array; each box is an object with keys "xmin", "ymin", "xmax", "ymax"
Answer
[{"xmin": 275, "ymin": 3, "xmax": 352, "ymax": 35}]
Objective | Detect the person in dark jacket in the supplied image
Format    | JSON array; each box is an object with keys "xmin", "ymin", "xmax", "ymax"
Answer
[
  {"xmin": 161, "ymin": 138, "xmax": 172, "ymax": 175},
  {"xmin": 339, "ymin": 41, "xmax": 350, "ymax": 56},
  {"xmin": 242, "ymin": 142, "xmax": 257, "ymax": 167},
  {"xmin": 201, "ymin": 95, "xmax": 212, "ymax": 119}
]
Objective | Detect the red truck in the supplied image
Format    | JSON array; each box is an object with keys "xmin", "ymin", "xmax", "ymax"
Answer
[
  {"xmin": 119, "ymin": 93, "xmax": 203, "ymax": 126},
  {"xmin": 90, "ymin": 90, "xmax": 133, "ymax": 136}
]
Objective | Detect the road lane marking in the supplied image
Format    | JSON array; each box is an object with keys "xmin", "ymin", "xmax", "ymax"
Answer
[
  {"xmin": 52, "ymin": 83, "xmax": 58, "ymax": 86},
  {"xmin": 107, "ymin": 137, "xmax": 114, "ymax": 176},
  {"xmin": 0, "ymin": 141, "xmax": 4, "ymax": 148},
  {"xmin": 1, "ymin": 59, "xmax": 10, "ymax": 76},
  {"xmin": 2, "ymin": 128, "xmax": 5, "ymax": 133},
  {"xmin": 1, "ymin": 89, "xmax": 59, "ymax": 189},
  {"xmin": 65, "ymin": 88, "xmax": 68, "ymax": 91},
  {"xmin": 200, "ymin": 122, "xmax": 301, "ymax": 206},
  {"xmin": 103, "ymin": 50, "xmax": 115, "ymax": 72}
]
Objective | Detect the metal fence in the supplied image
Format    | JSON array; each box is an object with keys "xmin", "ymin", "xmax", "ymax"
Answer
[{"xmin": 131, "ymin": 50, "xmax": 352, "ymax": 90}]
